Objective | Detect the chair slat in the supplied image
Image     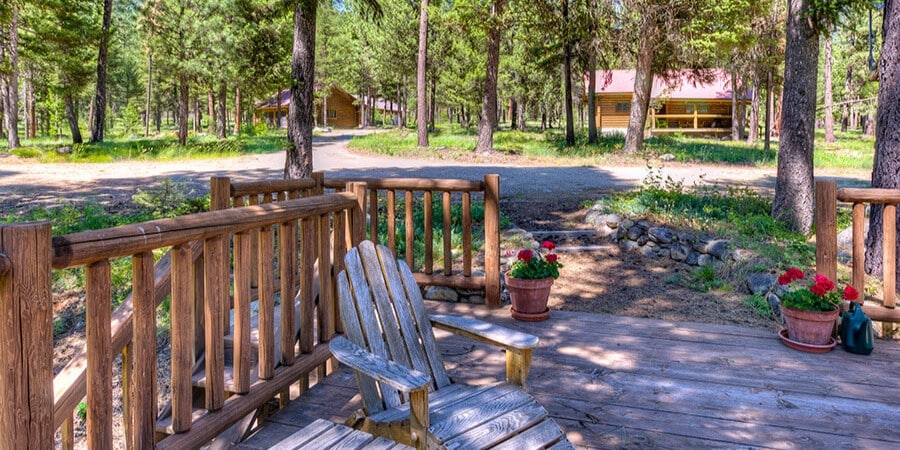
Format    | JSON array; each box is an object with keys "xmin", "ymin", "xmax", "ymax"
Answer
[
  {"xmin": 337, "ymin": 271, "xmax": 387, "ymax": 414},
  {"xmin": 345, "ymin": 248, "xmax": 402, "ymax": 408},
  {"xmin": 490, "ymin": 418, "xmax": 566, "ymax": 450},
  {"xmin": 374, "ymin": 244, "xmax": 433, "ymax": 384},
  {"xmin": 395, "ymin": 259, "xmax": 451, "ymax": 388},
  {"xmin": 358, "ymin": 242, "xmax": 413, "ymax": 370}
]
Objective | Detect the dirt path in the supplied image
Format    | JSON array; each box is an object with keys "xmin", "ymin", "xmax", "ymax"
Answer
[{"xmin": 0, "ymin": 130, "xmax": 872, "ymax": 215}]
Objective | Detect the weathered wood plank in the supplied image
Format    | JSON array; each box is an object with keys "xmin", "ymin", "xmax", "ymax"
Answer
[
  {"xmin": 428, "ymin": 388, "xmax": 532, "ymax": 442},
  {"xmin": 233, "ymin": 231, "xmax": 252, "ymax": 394},
  {"xmin": 86, "ymin": 260, "xmax": 113, "ymax": 450},
  {"xmin": 329, "ymin": 337, "xmax": 431, "ymax": 392},
  {"xmin": 430, "ymin": 314, "xmax": 538, "ymax": 349},
  {"xmin": 883, "ymin": 204, "xmax": 896, "ymax": 308},
  {"xmin": 358, "ymin": 242, "xmax": 412, "ymax": 370},
  {"xmin": 319, "ymin": 214, "xmax": 335, "ymax": 344},
  {"xmin": 133, "ymin": 251, "xmax": 158, "ymax": 448},
  {"xmin": 395, "ymin": 259, "xmax": 451, "ymax": 388},
  {"xmin": 442, "ymin": 191, "xmax": 452, "ymax": 276},
  {"xmin": 462, "ymin": 192, "xmax": 472, "ymax": 277},
  {"xmin": 258, "ymin": 226, "xmax": 276, "ymax": 380},
  {"xmin": 204, "ymin": 236, "xmax": 228, "ymax": 411},
  {"xmin": 852, "ymin": 202, "xmax": 867, "ymax": 298},
  {"xmin": 404, "ymin": 191, "xmax": 414, "ymax": 267},
  {"xmin": 300, "ymin": 217, "xmax": 316, "ymax": 354},
  {"xmin": 170, "ymin": 244, "xmax": 194, "ymax": 433},
  {"xmin": 336, "ymin": 271, "xmax": 385, "ymax": 414},
  {"xmin": 441, "ymin": 403, "xmax": 547, "ymax": 450},
  {"xmin": 370, "ymin": 190, "xmax": 379, "ymax": 244},
  {"xmin": 323, "ymin": 178, "xmax": 484, "ymax": 192},
  {"xmin": 483, "ymin": 174, "xmax": 500, "ymax": 308},
  {"xmin": 490, "ymin": 419, "xmax": 565, "ymax": 450},
  {"xmin": 279, "ymin": 221, "xmax": 297, "ymax": 366},
  {"xmin": 269, "ymin": 419, "xmax": 335, "ymax": 450},
  {"xmin": 344, "ymin": 248, "xmax": 402, "ymax": 408},
  {"xmin": 386, "ymin": 190, "xmax": 396, "ymax": 254},
  {"xmin": 423, "ymin": 191, "xmax": 433, "ymax": 274}
]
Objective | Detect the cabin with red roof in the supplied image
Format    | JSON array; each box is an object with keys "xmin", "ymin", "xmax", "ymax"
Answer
[{"xmin": 589, "ymin": 69, "xmax": 742, "ymax": 135}]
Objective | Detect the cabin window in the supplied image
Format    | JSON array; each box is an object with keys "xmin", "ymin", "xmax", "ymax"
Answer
[
  {"xmin": 615, "ymin": 102, "xmax": 630, "ymax": 112},
  {"xmin": 328, "ymin": 110, "xmax": 337, "ymax": 118},
  {"xmin": 685, "ymin": 103, "xmax": 709, "ymax": 114}
]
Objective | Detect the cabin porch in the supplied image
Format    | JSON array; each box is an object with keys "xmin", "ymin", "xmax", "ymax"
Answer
[{"xmin": 240, "ymin": 301, "xmax": 900, "ymax": 449}]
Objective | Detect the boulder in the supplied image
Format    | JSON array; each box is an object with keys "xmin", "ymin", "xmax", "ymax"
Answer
[
  {"xmin": 658, "ymin": 248, "xmax": 671, "ymax": 258},
  {"xmin": 586, "ymin": 211, "xmax": 622, "ymax": 229},
  {"xmin": 636, "ymin": 220, "xmax": 652, "ymax": 230},
  {"xmin": 697, "ymin": 254, "xmax": 715, "ymax": 267},
  {"xmin": 706, "ymin": 240, "xmax": 731, "ymax": 260},
  {"xmin": 767, "ymin": 293, "xmax": 782, "ymax": 319},
  {"xmin": 647, "ymin": 226, "xmax": 676, "ymax": 245},
  {"xmin": 670, "ymin": 243, "xmax": 690, "ymax": 261},
  {"xmin": 746, "ymin": 273, "xmax": 776, "ymax": 295},
  {"xmin": 731, "ymin": 248, "xmax": 756, "ymax": 262},
  {"xmin": 637, "ymin": 235, "xmax": 649, "ymax": 246},
  {"xmin": 56, "ymin": 146, "xmax": 73, "ymax": 154},
  {"xmin": 685, "ymin": 251, "xmax": 700, "ymax": 266},
  {"xmin": 626, "ymin": 226, "xmax": 644, "ymax": 240},
  {"xmin": 837, "ymin": 223, "xmax": 867, "ymax": 251},
  {"xmin": 640, "ymin": 245, "xmax": 659, "ymax": 257},
  {"xmin": 424, "ymin": 286, "xmax": 459, "ymax": 302},
  {"xmin": 620, "ymin": 240, "xmax": 640, "ymax": 252}
]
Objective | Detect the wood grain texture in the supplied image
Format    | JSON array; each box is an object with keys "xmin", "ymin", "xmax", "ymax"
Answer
[
  {"xmin": 884, "ymin": 204, "xmax": 896, "ymax": 309},
  {"xmin": 336, "ymin": 271, "xmax": 385, "ymax": 414},
  {"xmin": 329, "ymin": 337, "xmax": 431, "ymax": 392},
  {"xmin": 204, "ymin": 236, "xmax": 228, "ymax": 411},
  {"xmin": 837, "ymin": 188, "xmax": 900, "ymax": 204},
  {"xmin": 853, "ymin": 203, "xmax": 867, "ymax": 301},
  {"xmin": 170, "ymin": 244, "xmax": 194, "ymax": 432},
  {"xmin": 423, "ymin": 191, "xmax": 433, "ymax": 275},
  {"xmin": 395, "ymin": 258, "xmax": 451, "ymax": 388},
  {"xmin": 483, "ymin": 174, "xmax": 501, "ymax": 308},
  {"xmin": 443, "ymin": 191, "xmax": 452, "ymax": 276},
  {"xmin": 441, "ymin": 402, "xmax": 547, "ymax": 449},
  {"xmin": 258, "ymin": 226, "xmax": 276, "ymax": 379},
  {"xmin": 430, "ymin": 314, "xmax": 539, "ymax": 349},
  {"xmin": 411, "ymin": 273, "xmax": 485, "ymax": 290},
  {"xmin": 815, "ymin": 181, "xmax": 837, "ymax": 283},
  {"xmin": 358, "ymin": 242, "xmax": 412, "ymax": 370},
  {"xmin": 319, "ymin": 214, "xmax": 335, "ymax": 345},
  {"xmin": 323, "ymin": 178, "xmax": 484, "ymax": 192},
  {"xmin": 351, "ymin": 183, "xmax": 367, "ymax": 246},
  {"xmin": 234, "ymin": 232, "xmax": 252, "ymax": 393},
  {"xmin": 333, "ymin": 212, "xmax": 347, "ymax": 335},
  {"xmin": 408, "ymin": 389, "xmax": 428, "ymax": 450},
  {"xmin": 132, "ymin": 251, "xmax": 158, "ymax": 447},
  {"xmin": 387, "ymin": 190, "xmax": 397, "ymax": 254},
  {"xmin": 279, "ymin": 221, "xmax": 297, "ymax": 366},
  {"xmin": 462, "ymin": 192, "xmax": 472, "ymax": 277},
  {"xmin": 370, "ymin": 190, "xmax": 379, "ymax": 244},
  {"xmin": 300, "ymin": 218, "xmax": 316, "ymax": 354},
  {"xmin": 121, "ymin": 343, "xmax": 133, "ymax": 449},
  {"xmin": 86, "ymin": 260, "xmax": 113, "ymax": 450},
  {"xmin": 405, "ymin": 190, "xmax": 414, "ymax": 267},
  {"xmin": 0, "ymin": 223, "xmax": 53, "ymax": 449},
  {"xmin": 490, "ymin": 418, "xmax": 565, "ymax": 450},
  {"xmin": 230, "ymin": 179, "xmax": 317, "ymax": 197}
]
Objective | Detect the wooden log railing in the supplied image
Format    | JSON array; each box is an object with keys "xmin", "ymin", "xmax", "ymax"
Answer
[
  {"xmin": 320, "ymin": 174, "xmax": 501, "ymax": 308},
  {"xmin": 648, "ymin": 111, "xmax": 731, "ymax": 130},
  {"xmin": 0, "ymin": 188, "xmax": 365, "ymax": 449},
  {"xmin": 816, "ymin": 180, "xmax": 900, "ymax": 323}
]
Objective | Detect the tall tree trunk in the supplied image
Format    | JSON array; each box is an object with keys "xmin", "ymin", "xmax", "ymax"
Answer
[
  {"xmin": 144, "ymin": 54, "xmax": 152, "ymax": 136},
  {"xmin": 731, "ymin": 75, "xmax": 740, "ymax": 141},
  {"xmin": 588, "ymin": 53, "xmax": 598, "ymax": 144},
  {"xmin": 216, "ymin": 82, "xmax": 226, "ymax": 139},
  {"xmin": 64, "ymin": 95, "xmax": 82, "ymax": 144},
  {"xmin": 510, "ymin": 98, "xmax": 517, "ymax": 130},
  {"xmin": 234, "ymin": 87, "xmax": 242, "ymax": 134},
  {"xmin": 207, "ymin": 91, "xmax": 216, "ymax": 133},
  {"xmin": 772, "ymin": 0, "xmax": 819, "ymax": 233},
  {"xmin": 178, "ymin": 76, "xmax": 188, "ymax": 145},
  {"xmin": 866, "ymin": 0, "xmax": 900, "ymax": 284},
  {"xmin": 824, "ymin": 30, "xmax": 835, "ymax": 143},
  {"xmin": 322, "ymin": 93, "xmax": 328, "ymax": 127},
  {"xmin": 864, "ymin": 109, "xmax": 875, "ymax": 135},
  {"xmin": 429, "ymin": 77, "xmax": 436, "ymax": 131},
  {"xmin": 624, "ymin": 20, "xmax": 654, "ymax": 153},
  {"xmin": 748, "ymin": 74, "xmax": 760, "ymax": 143},
  {"xmin": 541, "ymin": 104, "xmax": 547, "ymax": 131},
  {"xmin": 475, "ymin": 0, "xmax": 505, "ymax": 152},
  {"xmin": 26, "ymin": 67, "xmax": 34, "ymax": 139},
  {"xmin": 416, "ymin": 0, "xmax": 429, "ymax": 146},
  {"xmin": 765, "ymin": 71, "xmax": 773, "ymax": 151},
  {"xmin": 518, "ymin": 99, "xmax": 526, "ymax": 131},
  {"xmin": 2, "ymin": 5, "xmax": 19, "ymax": 148},
  {"xmin": 841, "ymin": 64, "xmax": 852, "ymax": 132},
  {"xmin": 562, "ymin": 0, "xmax": 574, "ymax": 146},
  {"xmin": 89, "ymin": 0, "xmax": 113, "ymax": 143},
  {"xmin": 285, "ymin": 0, "xmax": 316, "ymax": 179}
]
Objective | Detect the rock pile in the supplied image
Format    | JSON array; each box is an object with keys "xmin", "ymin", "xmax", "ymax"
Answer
[{"xmin": 615, "ymin": 219, "xmax": 733, "ymax": 267}]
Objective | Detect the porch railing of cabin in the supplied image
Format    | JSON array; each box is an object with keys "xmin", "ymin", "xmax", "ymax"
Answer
[
  {"xmin": 815, "ymin": 180, "xmax": 900, "ymax": 323},
  {"xmin": 648, "ymin": 109, "xmax": 731, "ymax": 129},
  {"xmin": 0, "ymin": 185, "xmax": 366, "ymax": 449}
]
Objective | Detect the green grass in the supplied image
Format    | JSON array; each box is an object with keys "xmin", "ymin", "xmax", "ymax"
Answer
[
  {"xmin": 9, "ymin": 130, "xmax": 286, "ymax": 163},
  {"xmin": 350, "ymin": 124, "xmax": 874, "ymax": 170}
]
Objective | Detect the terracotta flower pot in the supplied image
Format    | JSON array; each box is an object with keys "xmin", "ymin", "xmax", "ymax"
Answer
[
  {"xmin": 780, "ymin": 305, "xmax": 840, "ymax": 346},
  {"xmin": 506, "ymin": 274, "xmax": 553, "ymax": 321}
]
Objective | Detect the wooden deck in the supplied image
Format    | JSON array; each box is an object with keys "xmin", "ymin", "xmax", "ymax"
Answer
[{"xmin": 237, "ymin": 302, "xmax": 900, "ymax": 449}]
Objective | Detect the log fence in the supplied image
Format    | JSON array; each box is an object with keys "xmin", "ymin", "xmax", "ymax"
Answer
[
  {"xmin": 0, "ymin": 173, "xmax": 501, "ymax": 449},
  {"xmin": 815, "ymin": 180, "xmax": 900, "ymax": 323}
]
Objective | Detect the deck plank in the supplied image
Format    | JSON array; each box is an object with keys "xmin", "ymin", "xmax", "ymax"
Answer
[{"xmin": 241, "ymin": 303, "xmax": 900, "ymax": 449}]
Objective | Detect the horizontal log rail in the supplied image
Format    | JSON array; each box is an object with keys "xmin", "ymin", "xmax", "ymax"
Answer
[
  {"xmin": 816, "ymin": 180, "xmax": 899, "ymax": 323},
  {"xmin": 649, "ymin": 110, "xmax": 730, "ymax": 130},
  {"xmin": 323, "ymin": 177, "xmax": 485, "ymax": 192}
]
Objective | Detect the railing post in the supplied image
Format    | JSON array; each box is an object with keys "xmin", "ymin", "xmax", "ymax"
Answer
[
  {"xmin": 0, "ymin": 222, "xmax": 54, "ymax": 449},
  {"xmin": 693, "ymin": 109, "xmax": 698, "ymax": 129},
  {"xmin": 816, "ymin": 180, "xmax": 838, "ymax": 283},
  {"xmin": 484, "ymin": 174, "xmax": 501, "ymax": 309},
  {"xmin": 210, "ymin": 176, "xmax": 232, "ymax": 211},
  {"xmin": 350, "ymin": 182, "xmax": 367, "ymax": 246},
  {"xmin": 312, "ymin": 171, "xmax": 325, "ymax": 195}
]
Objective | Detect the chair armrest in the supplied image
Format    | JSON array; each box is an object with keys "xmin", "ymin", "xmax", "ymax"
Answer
[
  {"xmin": 430, "ymin": 314, "xmax": 539, "ymax": 350},
  {"xmin": 329, "ymin": 336, "xmax": 431, "ymax": 392}
]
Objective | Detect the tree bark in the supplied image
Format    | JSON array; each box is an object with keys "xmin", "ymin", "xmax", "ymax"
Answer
[
  {"xmin": 748, "ymin": 74, "xmax": 760, "ymax": 143},
  {"xmin": 731, "ymin": 75, "xmax": 740, "ymax": 141},
  {"xmin": 866, "ymin": 0, "xmax": 900, "ymax": 284},
  {"xmin": 824, "ymin": 30, "xmax": 835, "ymax": 143},
  {"xmin": 64, "ymin": 95, "xmax": 82, "ymax": 144},
  {"xmin": 475, "ymin": 0, "xmax": 505, "ymax": 152},
  {"xmin": 764, "ymin": 71, "xmax": 772, "ymax": 151},
  {"xmin": 216, "ymin": 82, "xmax": 226, "ymax": 139},
  {"xmin": 89, "ymin": 0, "xmax": 113, "ymax": 143},
  {"xmin": 429, "ymin": 76, "xmax": 436, "ymax": 131},
  {"xmin": 193, "ymin": 98, "xmax": 200, "ymax": 133},
  {"xmin": 510, "ymin": 98, "xmax": 517, "ymax": 130},
  {"xmin": 285, "ymin": 0, "xmax": 316, "ymax": 179},
  {"xmin": 518, "ymin": 99, "xmax": 526, "ymax": 131},
  {"xmin": 624, "ymin": 19, "xmax": 654, "ymax": 153},
  {"xmin": 207, "ymin": 91, "xmax": 216, "ymax": 134},
  {"xmin": 841, "ymin": 64, "xmax": 852, "ymax": 132},
  {"xmin": 144, "ymin": 54, "xmax": 152, "ymax": 136},
  {"xmin": 178, "ymin": 75, "xmax": 188, "ymax": 145},
  {"xmin": 416, "ymin": 0, "xmax": 429, "ymax": 146},
  {"xmin": 772, "ymin": 0, "xmax": 819, "ymax": 233},
  {"xmin": 234, "ymin": 87, "xmax": 241, "ymax": 134},
  {"xmin": 26, "ymin": 67, "xmax": 34, "ymax": 139},
  {"xmin": 588, "ymin": 52, "xmax": 598, "ymax": 144},
  {"xmin": 2, "ymin": 5, "xmax": 19, "ymax": 148},
  {"xmin": 562, "ymin": 0, "xmax": 575, "ymax": 146}
]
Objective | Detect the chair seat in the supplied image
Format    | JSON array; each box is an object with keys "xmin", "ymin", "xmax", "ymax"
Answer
[
  {"xmin": 271, "ymin": 419, "xmax": 413, "ymax": 450},
  {"xmin": 367, "ymin": 383, "xmax": 574, "ymax": 449}
]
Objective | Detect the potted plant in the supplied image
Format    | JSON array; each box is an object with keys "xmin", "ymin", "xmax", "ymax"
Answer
[
  {"xmin": 777, "ymin": 268, "xmax": 859, "ymax": 352},
  {"xmin": 506, "ymin": 241, "xmax": 562, "ymax": 321}
]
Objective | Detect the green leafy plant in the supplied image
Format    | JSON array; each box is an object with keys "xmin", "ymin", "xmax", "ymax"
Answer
[
  {"xmin": 508, "ymin": 241, "xmax": 563, "ymax": 280},
  {"xmin": 778, "ymin": 268, "xmax": 856, "ymax": 312},
  {"xmin": 744, "ymin": 294, "xmax": 773, "ymax": 317}
]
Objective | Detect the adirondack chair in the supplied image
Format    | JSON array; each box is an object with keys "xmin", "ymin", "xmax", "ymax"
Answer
[{"xmin": 329, "ymin": 241, "xmax": 573, "ymax": 449}]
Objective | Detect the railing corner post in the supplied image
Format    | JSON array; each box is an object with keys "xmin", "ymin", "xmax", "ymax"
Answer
[
  {"xmin": 210, "ymin": 176, "xmax": 232, "ymax": 211},
  {"xmin": 312, "ymin": 172, "xmax": 325, "ymax": 195},
  {"xmin": 484, "ymin": 174, "xmax": 501, "ymax": 309},
  {"xmin": 349, "ymin": 182, "xmax": 367, "ymax": 246},
  {"xmin": 0, "ymin": 221, "xmax": 54, "ymax": 448},
  {"xmin": 815, "ymin": 180, "xmax": 838, "ymax": 283}
]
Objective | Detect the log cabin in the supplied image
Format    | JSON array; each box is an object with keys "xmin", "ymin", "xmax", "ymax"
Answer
[
  {"xmin": 588, "ymin": 69, "xmax": 746, "ymax": 135},
  {"xmin": 254, "ymin": 86, "xmax": 399, "ymax": 129}
]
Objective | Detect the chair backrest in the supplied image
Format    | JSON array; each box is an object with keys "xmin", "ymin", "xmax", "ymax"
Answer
[{"xmin": 336, "ymin": 241, "xmax": 452, "ymax": 414}]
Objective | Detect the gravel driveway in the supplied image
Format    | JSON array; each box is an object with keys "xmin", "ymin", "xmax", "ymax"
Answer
[{"xmin": 0, "ymin": 130, "xmax": 871, "ymax": 215}]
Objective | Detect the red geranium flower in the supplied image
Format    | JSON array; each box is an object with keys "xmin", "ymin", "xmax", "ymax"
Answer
[
  {"xmin": 786, "ymin": 267, "xmax": 804, "ymax": 281},
  {"xmin": 843, "ymin": 285, "xmax": 859, "ymax": 301},
  {"xmin": 542, "ymin": 240, "xmax": 556, "ymax": 250},
  {"xmin": 517, "ymin": 249, "xmax": 533, "ymax": 262},
  {"xmin": 546, "ymin": 254, "xmax": 558, "ymax": 263},
  {"xmin": 810, "ymin": 283, "xmax": 828, "ymax": 297},
  {"xmin": 778, "ymin": 274, "xmax": 792, "ymax": 285},
  {"xmin": 814, "ymin": 274, "xmax": 835, "ymax": 292}
]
